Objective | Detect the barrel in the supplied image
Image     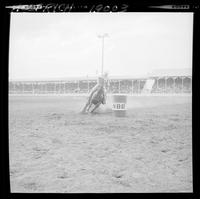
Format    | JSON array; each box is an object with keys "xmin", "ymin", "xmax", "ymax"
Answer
[{"xmin": 112, "ymin": 94, "xmax": 127, "ymax": 117}]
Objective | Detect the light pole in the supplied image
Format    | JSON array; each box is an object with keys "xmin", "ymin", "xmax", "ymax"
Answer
[{"xmin": 98, "ymin": 33, "xmax": 109, "ymax": 76}]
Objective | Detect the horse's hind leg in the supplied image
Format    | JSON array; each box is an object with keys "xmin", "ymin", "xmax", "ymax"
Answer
[{"xmin": 90, "ymin": 102, "xmax": 101, "ymax": 113}]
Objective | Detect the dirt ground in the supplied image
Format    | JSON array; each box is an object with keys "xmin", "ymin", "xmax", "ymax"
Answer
[{"xmin": 9, "ymin": 95, "xmax": 192, "ymax": 193}]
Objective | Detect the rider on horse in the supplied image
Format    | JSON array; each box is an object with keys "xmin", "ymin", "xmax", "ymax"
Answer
[{"xmin": 81, "ymin": 76, "xmax": 106, "ymax": 113}]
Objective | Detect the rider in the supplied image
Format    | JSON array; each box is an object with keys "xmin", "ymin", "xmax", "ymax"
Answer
[{"xmin": 81, "ymin": 76, "xmax": 106, "ymax": 113}]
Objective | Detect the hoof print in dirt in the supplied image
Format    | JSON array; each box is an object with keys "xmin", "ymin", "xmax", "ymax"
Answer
[
  {"xmin": 32, "ymin": 147, "xmax": 49, "ymax": 159},
  {"xmin": 150, "ymin": 140, "xmax": 158, "ymax": 144},
  {"xmin": 112, "ymin": 174, "xmax": 131, "ymax": 187},
  {"xmin": 112, "ymin": 172, "xmax": 123, "ymax": 179},
  {"xmin": 161, "ymin": 149, "xmax": 170, "ymax": 153},
  {"xmin": 57, "ymin": 172, "xmax": 69, "ymax": 179},
  {"xmin": 178, "ymin": 156, "xmax": 188, "ymax": 162}
]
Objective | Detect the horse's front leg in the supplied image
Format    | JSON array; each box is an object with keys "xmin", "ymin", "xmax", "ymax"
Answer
[{"xmin": 81, "ymin": 100, "xmax": 90, "ymax": 113}]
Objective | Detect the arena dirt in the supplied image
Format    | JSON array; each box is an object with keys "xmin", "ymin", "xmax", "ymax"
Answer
[{"xmin": 9, "ymin": 95, "xmax": 192, "ymax": 193}]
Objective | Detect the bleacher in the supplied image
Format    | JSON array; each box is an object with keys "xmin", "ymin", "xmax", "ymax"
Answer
[{"xmin": 9, "ymin": 68, "xmax": 192, "ymax": 94}]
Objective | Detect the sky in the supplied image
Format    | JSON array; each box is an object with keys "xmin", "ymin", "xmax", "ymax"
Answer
[{"xmin": 9, "ymin": 12, "xmax": 193, "ymax": 80}]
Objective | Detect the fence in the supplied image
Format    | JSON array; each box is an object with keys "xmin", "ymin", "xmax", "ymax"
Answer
[{"xmin": 9, "ymin": 77, "xmax": 192, "ymax": 95}]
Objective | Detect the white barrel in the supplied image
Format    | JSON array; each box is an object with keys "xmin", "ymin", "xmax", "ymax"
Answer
[{"xmin": 112, "ymin": 94, "xmax": 127, "ymax": 117}]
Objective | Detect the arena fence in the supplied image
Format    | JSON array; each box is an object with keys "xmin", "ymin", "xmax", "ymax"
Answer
[{"xmin": 9, "ymin": 76, "xmax": 192, "ymax": 95}]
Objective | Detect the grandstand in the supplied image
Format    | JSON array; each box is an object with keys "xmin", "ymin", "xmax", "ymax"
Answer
[
  {"xmin": 148, "ymin": 68, "xmax": 192, "ymax": 93},
  {"xmin": 9, "ymin": 68, "xmax": 192, "ymax": 94}
]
